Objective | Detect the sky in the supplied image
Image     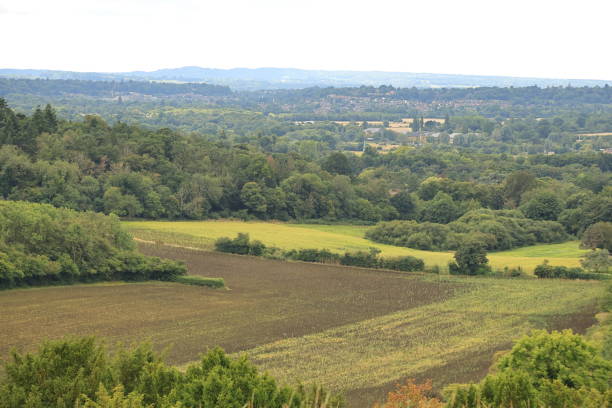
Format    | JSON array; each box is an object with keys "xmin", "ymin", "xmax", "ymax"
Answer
[{"xmin": 1, "ymin": 0, "xmax": 611, "ymax": 80}]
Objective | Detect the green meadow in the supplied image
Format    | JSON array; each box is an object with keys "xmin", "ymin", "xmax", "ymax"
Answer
[{"xmin": 124, "ymin": 220, "xmax": 584, "ymax": 271}]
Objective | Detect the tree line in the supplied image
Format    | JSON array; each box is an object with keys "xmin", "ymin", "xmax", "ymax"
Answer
[
  {"xmin": 0, "ymin": 78, "xmax": 232, "ymax": 98},
  {"xmin": 0, "ymin": 100, "xmax": 610, "ymax": 246}
]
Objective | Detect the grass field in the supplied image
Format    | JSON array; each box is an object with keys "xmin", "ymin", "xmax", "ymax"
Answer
[
  {"xmin": 124, "ymin": 220, "xmax": 583, "ymax": 271},
  {"xmin": 0, "ymin": 245, "xmax": 602, "ymax": 407}
]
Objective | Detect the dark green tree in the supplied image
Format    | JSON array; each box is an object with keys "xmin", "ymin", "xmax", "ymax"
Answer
[
  {"xmin": 520, "ymin": 190, "xmax": 564, "ymax": 220},
  {"xmin": 321, "ymin": 152, "xmax": 352, "ymax": 176},
  {"xmin": 449, "ymin": 240, "xmax": 490, "ymax": 275},
  {"xmin": 389, "ymin": 191, "xmax": 416, "ymax": 220}
]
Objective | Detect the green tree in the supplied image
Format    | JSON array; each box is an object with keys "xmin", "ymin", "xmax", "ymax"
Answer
[
  {"xmin": 520, "ymin": 190, "xmax": 564, "ymax": 220},
  {"xmin": 445, "ymin": 330, "xmax": 612, "ymax": 408},
  {"xmin": 449, "ymin": 240, "xmax": 490, "ymax": 275},
  {"xmin": 420, "ymin": 192, "xmax": 460, "ymax": 224},
  {"xmin": 389, "ymin": 191, "xmax": 416, "ymax": 220},
  {"xmin": 502, "ymin": 171, "xmax": 537, "ymax": 207},
  {"xmin": 581, "ymin": 222, "xmax": 612, "ymax": 250},
  {"xmin": 580, "ymin": 249, "xmax": 611, "ymax": 273},
  {"xmin": 321, "ymin": 152, "xmax": 352, "ymax": 176},
  {"xmin": 240, "ymin": 182, "xmax": 268, "ymax": 216}
]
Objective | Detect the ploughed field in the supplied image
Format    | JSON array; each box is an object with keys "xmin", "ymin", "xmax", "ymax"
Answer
[
  {"xmin": 125, "ymin": 220, "xmax": 585, "ymax": 271},
  {"xmin": 0, "ymin": 243, "xmax": 603, "ymax": 407}
]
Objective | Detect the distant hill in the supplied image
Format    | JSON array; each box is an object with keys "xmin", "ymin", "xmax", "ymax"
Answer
[{"xmin": 1, "ymin": 67, "xmax": 611, "ymax": 90}]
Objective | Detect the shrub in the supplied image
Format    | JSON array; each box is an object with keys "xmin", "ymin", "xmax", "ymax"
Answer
[
  {"xmin": 214, "ymin": 233, "xmax": 267, "ymax": 256},
  {"xmin": 380, "ymin": 256, "xmax": 425, "ymax": 272},
  {"xmin": 283, "ymin": 247, "xmax": 426, "ymax": 273},
  {"xmin": 373, "ymin": 379, "xmax": 443, "ymax": 408},
  {"xmin": 284, "ymin": 248, "xmax": 340, "ymax": 263},
  {"xmin": 340, "ymin": 248, "xmax": 381, "ymax": 268},
  {"xmin": 173, "ymin": 276, "xmax": 225, "ymax": 288},
  {"xmin": 534, "ymin": 261, "xmax": 609, "ymax": 280}
]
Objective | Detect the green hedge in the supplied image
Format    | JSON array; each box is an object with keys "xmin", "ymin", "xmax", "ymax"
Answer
[
  {"xmin": 0, "ymin": 200, "xmax": 186, "ymax": 289},
  {"xmin": 284, "ymin": 248, "xmax": 340, "ymax": 263},
  {"xmin": 214, "ymin": 233, "xmax": 425, "ymax": 273},
  {"xmin": 173, "ymin": 275, "xmax": 225, "ymax": 288},
  {"xmin": 534, "ymin": 262, "xmax": 611, "ymax": 280}
]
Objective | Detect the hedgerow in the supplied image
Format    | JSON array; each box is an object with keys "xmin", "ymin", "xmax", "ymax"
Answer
[{"xmin": 0, "ymin": 200, "xmax": 186, "ymax": 289}]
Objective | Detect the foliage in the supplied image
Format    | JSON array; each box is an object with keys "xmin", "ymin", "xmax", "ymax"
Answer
[
  {"xmin": 339, "ymin": 248, "xmax": 381, "ymax": 268},
  {"xmin": 0, "ymin": 337, "xmax": 343, "ymax": 408},
  {"xmin": 445, "ymin": 330, "xmax": 612, "ymax": 408},
  {"xmin": 534, "ymin": 261, "xmax": 608, "ymax": 280},
  {"xmin": 1, "ymin": 100, "xmax": 610, "ymax": 235},
  {"xmin": 172, "ymin": 275, "xmax": 225, "ymax": 288},
  {"xmin": 0, "ymin": 200, "xmax": 185, "ymax": 288},
  {"xmin": 379, "ymin": 256, "xmax": 425, "ymax": 272},
  {"xmin": 581, "ymin": 249, "xmax": 611, "ymax": 274},
  {"xmin": 448, "ymin": 241, "xmax": 491, "ymax": 276},
  {"xmin": 520, "ymin": 190, "xmax": 564, "ymax": 221},
  {"xmin": 214, "ymin": 233, "xmax": 267, "ymax": 256},
  {"xmin": 373, "ymin": 379, "xmax": 443, "ymax": 408},
  {"xmin": 284, "ymin": 248, "xmax": 340, "ymax": 263},
  {"xmin": 581, "ymin": 222, "xmax": 612, "ymax": 250},
  {"xmin": 366, "ymin": 209, "xmax": 569, "ymax": 252}
]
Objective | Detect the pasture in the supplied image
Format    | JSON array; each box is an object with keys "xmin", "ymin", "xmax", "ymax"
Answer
[
  {"xmin": 0, "ymin": 244, "xmax": 603, "ymax": 407},
  {"xmin": 124, "ymin": 220, "xmax": 584, "ymax": 270}
]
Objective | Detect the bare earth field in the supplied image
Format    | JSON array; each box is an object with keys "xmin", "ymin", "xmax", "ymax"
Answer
[
  {"xmin": 0, "ymin": 244, "xmax": 604, "ymax": 407},
  {"xmin": 0, "ymin": 245, "xmax": 458, "ymax": 365}
]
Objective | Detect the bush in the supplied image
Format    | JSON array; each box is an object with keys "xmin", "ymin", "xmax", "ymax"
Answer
[
  {"xmin": 214, "ymin": 233, "xmax": 267, "ymax": 256},
  {"xmin": 284, "ymin": 248, "xmax": 340, "ymax": 263},
  {"xmin": 340, "ymin": 248, "xmax": 381, "ymax": 268},
  {"xmin": 283, "ymin": 247, "xmax": 426, "ymax": 273},
  {"xmin": 534, "ymin": 261, "xmax": 609, "ymax": 280},
  {"xmin": 173, "ymin": 276, "xmax": 225, "ymax": 288},
  {"xmin": 380, "ymin": 256, "xmax": 425, "ymax": 272},
  {"xmin": 0, "ymin": 201, "xmax": 186, "ymax": 289}
]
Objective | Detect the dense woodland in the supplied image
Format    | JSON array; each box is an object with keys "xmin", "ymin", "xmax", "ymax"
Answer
[{"xmin": 0, "ymin": 98, "xmax": 610, "ymax": 253}]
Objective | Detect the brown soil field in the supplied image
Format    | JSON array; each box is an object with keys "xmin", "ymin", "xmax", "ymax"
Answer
[
  {"xmin": 0, "ymin": 244, "xmax": 602, "ymax": 407},
  {"xmin": 0, "ymin": 244, "xmax": 459, "ymax": 366}
]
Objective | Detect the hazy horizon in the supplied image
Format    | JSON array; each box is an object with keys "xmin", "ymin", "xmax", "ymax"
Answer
[
  {"xmin": 2, "ymin": 0, "xmax": 611, "ymax": 81},
  {"xmin": 2, "ymin": 65, "xmax": 612, "ymax": 82}
]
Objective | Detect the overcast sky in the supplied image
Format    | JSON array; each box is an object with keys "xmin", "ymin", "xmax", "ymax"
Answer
[{"xmin": 1, "ymin": 0, "xmax": 611, "ymax": 80}]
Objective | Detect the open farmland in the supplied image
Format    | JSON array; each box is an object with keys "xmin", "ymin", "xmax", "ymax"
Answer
[
  {"xmin": 124, "ymin": 220, "xmax": 584, "ymax": 270},
  {"xmin": 0, "ymin": 244, "xmax": 604, "ymax": 406},
  {"xmin": 0, "ymin": 247, "xmax": 459, "ymax": 367}
]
